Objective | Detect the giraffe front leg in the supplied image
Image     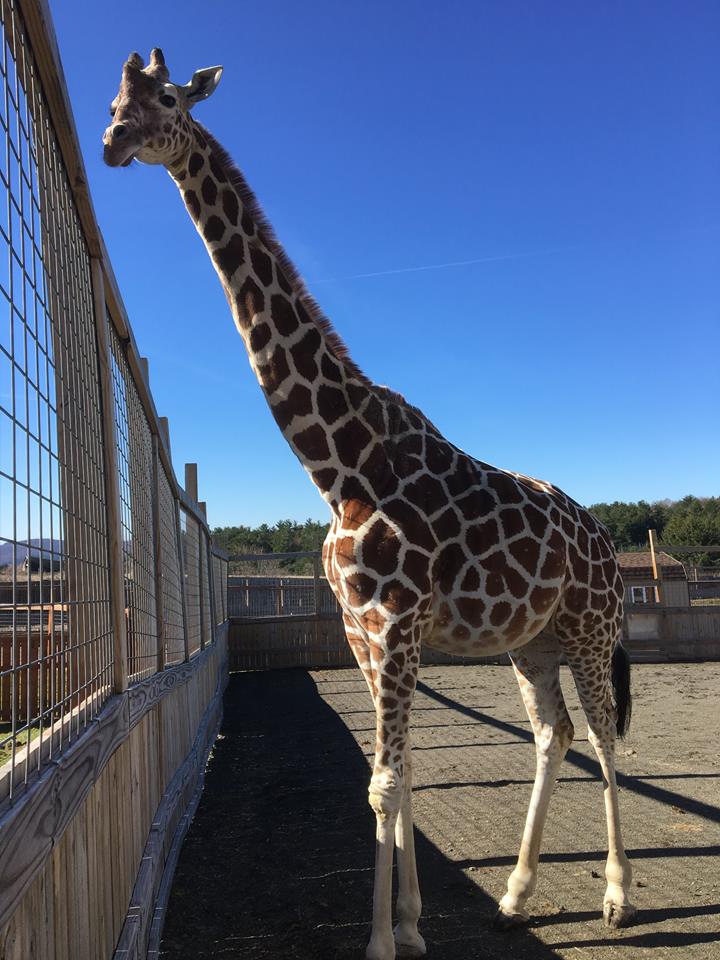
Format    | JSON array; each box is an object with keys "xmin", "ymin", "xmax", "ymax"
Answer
[
  {"xmin": 393, "ymin": 749, "xmax": 426, "ymax": 957},
  {"xmin": 367, "ymin": 778, "xmax": 401, "ymax": 960},
  {"xmin": 366, "ymin": 641, "xmax": 420, "ymax": 960}
]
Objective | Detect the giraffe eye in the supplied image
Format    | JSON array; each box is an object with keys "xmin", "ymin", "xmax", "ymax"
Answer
[
  {"xmin": 160, "ymin": 94, "xmax": 176, "ymax": 108},
  {"xmin": 109, "ymin": 105, "xmax": 116, "ymax": 117}
]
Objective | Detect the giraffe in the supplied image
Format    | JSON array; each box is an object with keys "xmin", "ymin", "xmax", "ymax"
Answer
[{"xmin": 103, "ymin": 49, "xmax": 637, "ymax": 960}]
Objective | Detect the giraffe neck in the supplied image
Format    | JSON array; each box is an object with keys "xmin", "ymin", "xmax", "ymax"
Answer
[{"xmin": 167, "ymin": 120, "xmax": 390, "ymax": 510}]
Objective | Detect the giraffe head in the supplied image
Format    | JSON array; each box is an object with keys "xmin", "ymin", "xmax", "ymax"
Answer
[{"xmin": 102, "ymin": 49, "xmax": 222, "ymax": 168}]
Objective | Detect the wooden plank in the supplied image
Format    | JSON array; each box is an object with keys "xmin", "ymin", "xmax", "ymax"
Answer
[
  {"xmin": 52, "ymin": 826, "xmax": 70, "ymax": 960},
  {"xmin": 53, "ymin": 696, "xmax": 129, "ymax": 840},
  {"xmin": 126, "ymin": 644, "xmax": 216, "ymax": 729},
  {"xmin": 113, "ymin": 646, "xmax": 226, "ymax": 960},
  {"xmin": 83, "ymin": 770, "xmax": 101, "ymax": 960},
  {"xmin": 0, "ymin": 643, "xmax": 220, "ymax": 938}
]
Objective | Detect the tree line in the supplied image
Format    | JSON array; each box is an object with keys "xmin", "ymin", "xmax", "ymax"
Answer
[
  {"xmin": 589, "ymin": 496, "xmax": 720, "ymax": 567},
  {"xmin": 213, "ymin": 495, "xmax": 720, "ymax": 572}
]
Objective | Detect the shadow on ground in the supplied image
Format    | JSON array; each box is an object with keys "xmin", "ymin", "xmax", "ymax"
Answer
[{"xmin": 160, "ymin": 670, "xmax": 564, "ymax": 959}]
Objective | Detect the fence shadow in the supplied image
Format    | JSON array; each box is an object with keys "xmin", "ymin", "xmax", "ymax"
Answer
[
  {"xmin": 159, "ymin": 670, "xmax": 564, "ymax": 959},
  {"xmin": 416, "ymin": 681, "xmax": 720, "ymax": 825}
]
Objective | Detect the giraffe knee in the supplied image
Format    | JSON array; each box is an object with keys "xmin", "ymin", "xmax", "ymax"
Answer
[
  {"xmin": 369, "ymin": 771, "xmax": 403, "ymax": 820},
  {"xmin": 556, "ymin": 715, "xmax": 574, "ymax": 752},
  {"xmin": 536, "ymin": 716, "xmax": 574, "ymax": 757}
]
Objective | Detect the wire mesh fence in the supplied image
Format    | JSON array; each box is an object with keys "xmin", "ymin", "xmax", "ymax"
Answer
[
  {"xmin": 180, "ymin": 508, "xmax": 202, "ymax": 657},
  {"xmin": 158, "ymin": 464, "xmax": 185, "ymax": 665},
  {"xmin": 0, "ymin": 0, "xmax": 228, "ymax": 803},
  {"xmin": 108, "ymin": 317, "xmax": 158, "ymax": 684},
  {"xmin": 0, "ymin": 0, "xmax": 114, "ymax": 798}
]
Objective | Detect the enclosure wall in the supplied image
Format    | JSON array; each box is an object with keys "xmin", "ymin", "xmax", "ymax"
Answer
[{"xmin": 0, "ymin": 2, "xmax": 229, "ymax": 958}]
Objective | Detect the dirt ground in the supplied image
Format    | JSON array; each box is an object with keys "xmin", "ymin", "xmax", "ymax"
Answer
[{"xmin": 160, "ymin": 663, "xmax": 720, "ymax": 960}]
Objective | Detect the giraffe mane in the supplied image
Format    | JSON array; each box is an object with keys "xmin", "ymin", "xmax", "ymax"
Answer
[
  {"xmin": 194, "ymin": 121, "xmax": 441, "ymax": 436},
  {"xmin": 194, "ymin": 121, "xmax": 370, "ymax": 386}
]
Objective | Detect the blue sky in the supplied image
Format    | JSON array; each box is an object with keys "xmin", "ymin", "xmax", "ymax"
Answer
[{"xmin": 52, "ymin": 1, "xmax": 719, "ymax": 528}]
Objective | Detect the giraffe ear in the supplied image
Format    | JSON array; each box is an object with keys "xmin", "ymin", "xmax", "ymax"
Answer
[{"xmin": 182, "ymin": 66, "xmax": 223, "ymax": 106}]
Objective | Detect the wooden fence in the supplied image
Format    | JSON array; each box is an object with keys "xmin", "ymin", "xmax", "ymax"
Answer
[
  {"xmin": 0, "ymin": 3, "xmax": 229, "ymax": 958},
  {"xmin": 227, "ymin": 553, "xmax": 508, "ymax": 670},
  {"xmin": 624, "ymin": 605, "xmax": 720, "ymax": 662},
  {"xmin": 228, "ymin": 555, "xmax": 720, "ymax": 671}
]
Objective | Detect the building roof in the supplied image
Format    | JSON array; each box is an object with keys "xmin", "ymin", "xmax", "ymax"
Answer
[{"xmin": 617, "ymin": 551, "xmax": 687, "ymax": 580}]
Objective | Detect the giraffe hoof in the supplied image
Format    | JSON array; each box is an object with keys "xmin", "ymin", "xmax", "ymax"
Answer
[
  {"xmin": 603, "ymin": 900, "xmax": 637, "ymax": 928},
  {"xmin": 492, "ymin": 907, "xmax": 529, "ymax": 930},
  {"xmin": 393, "ymin": 926, "xmax": 426, "ymax": 957}
]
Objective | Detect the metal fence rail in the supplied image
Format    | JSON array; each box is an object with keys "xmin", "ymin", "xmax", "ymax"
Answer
[{"xmin": 0, "ymin": 0, "xmax": 228, "ymax": 805}]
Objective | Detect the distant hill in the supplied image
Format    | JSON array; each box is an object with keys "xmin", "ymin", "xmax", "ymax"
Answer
[{"xmin": 0, "ymin": 539, "xmax": 63, "ymax": 567}]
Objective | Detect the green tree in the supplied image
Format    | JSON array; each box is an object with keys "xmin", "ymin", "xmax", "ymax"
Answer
[{"xmin": 662, "ymin": 496, "xmax": 720, "ymax": 567}]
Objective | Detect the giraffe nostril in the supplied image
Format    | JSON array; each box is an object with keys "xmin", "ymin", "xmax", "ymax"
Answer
[{"xmin": 112, "ymin": 123, "xmax": 128, "ymax": 141}]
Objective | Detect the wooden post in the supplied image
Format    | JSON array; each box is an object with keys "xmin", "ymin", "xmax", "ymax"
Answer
[
  {"xmin": 648, "ymin": 528, "xmax": 662, "ymax": 606},
  {"xmin": 152, "ymin": 435, "xmax": 166, "ymax": 673},
  {"xmin": 158, "ymin": 416, "xmax": 171, "ymax": 455},
  {"xmin": 90, "ymin": 259, "xmax": 128, "ymax": 693},
  {"xmin": 184, "ymin": 463, "xmax": 198, "ymax": 503}
]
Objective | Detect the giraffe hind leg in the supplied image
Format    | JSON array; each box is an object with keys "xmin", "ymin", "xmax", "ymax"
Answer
[
  {"xmin": 495, "ymin": 632, "xmax": 574, "ymax": 928},
  {"xmin": 567, "ymin": 641, "xmax": 636, "ymax": 927}
]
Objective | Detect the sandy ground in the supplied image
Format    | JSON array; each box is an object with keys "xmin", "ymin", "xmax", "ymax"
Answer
[{"xmin": 160, "ymin": 663, "xmax": 720, "ymax": 960}]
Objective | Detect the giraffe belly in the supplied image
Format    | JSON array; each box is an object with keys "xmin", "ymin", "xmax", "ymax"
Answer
[{"xmin": 426, "ymin": 589, "xmax": 558, "ymax": 658}]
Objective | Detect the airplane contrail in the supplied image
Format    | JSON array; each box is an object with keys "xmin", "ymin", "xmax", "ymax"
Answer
[
  {"xmin": 312, "ymin": 246, "xmax": 571, "ymax": 283},
  {"xmin": 311, "ymin": 219, "xmax": 720, "ymax": 284}
]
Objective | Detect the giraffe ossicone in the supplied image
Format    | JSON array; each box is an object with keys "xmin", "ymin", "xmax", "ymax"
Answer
[{"xmin": 103, "ymin": 50, "xmax": 637, "ymax": 959}]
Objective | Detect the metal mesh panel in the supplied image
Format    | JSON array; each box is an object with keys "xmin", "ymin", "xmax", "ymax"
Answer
[
  {"xmin": 108, "ymin": 319, "xmax": 157, "ymax": 684},
  {"xmin": 158, "ymin": 466, "xmax": 184, "ymax": 665},
  {"xmin": 0, "ymin": 3, "xmax": 112, "ymax": 800},
  {"xmin": 181, "ymin": 509, "xmax": 200, "ymax": 657},
  {"xmin": 212, "ymin": 553, "xmax": 222, "ymax": 626},
  {"xmin": 200, "ymin": 531, "xmax": 211, "ymax": 646},
  {"xmin": 220, "ymin": 558, "xmax": 227, "ymax": 621}
]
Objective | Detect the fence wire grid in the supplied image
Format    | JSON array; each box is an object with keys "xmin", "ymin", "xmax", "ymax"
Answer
[{"xmin": 0, "ymin": 0, "xmax": 227, "ymax": 804}]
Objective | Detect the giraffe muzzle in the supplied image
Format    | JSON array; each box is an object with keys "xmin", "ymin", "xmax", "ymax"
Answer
[{"xmin": 102, "ymin": 124, "xmax": 140, "ymax": 167}]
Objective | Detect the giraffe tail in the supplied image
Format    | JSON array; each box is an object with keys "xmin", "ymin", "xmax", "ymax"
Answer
[{"xmin": 611, "ymin": 642, "xmax": 632, "ymax": 738}]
